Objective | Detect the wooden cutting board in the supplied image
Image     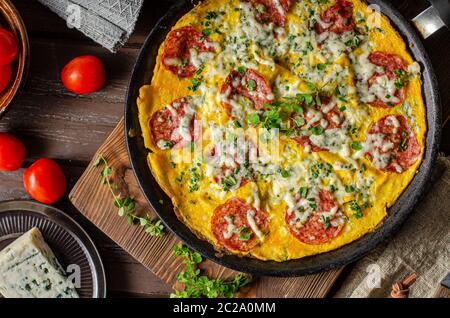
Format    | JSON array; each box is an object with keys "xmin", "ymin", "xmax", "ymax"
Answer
[{"xmin": 69, "ymin": 118, "xmax": 343, "ymax": 298}]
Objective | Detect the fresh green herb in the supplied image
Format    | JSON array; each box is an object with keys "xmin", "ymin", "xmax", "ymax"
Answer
[
  {"xmin": 248, "ymin": 113, "xmax": 261, "ymax": 126},
  {"xmin": 261, "ymin": 108, "xmax": 284, "ymax": 129},
  {"xmin": 305, "ymin": 81, "xmax": 316, "ymax": 92},
  {"xmin": 335, "ymin": 86, "xmax": 349, "ymax": 102},
  {"xmin": 316, "ymin": 95, "xmax": 322, "ymax": 106},
  {"xmin": 233, "ymin": 120, "xmax": 242, "ymax": 128},
  {"xmin": 345, "ymin": 185, "xmax": 355, "ymax": 193},
  {"xmin": 188, "ymin": 167, "xmax": 201, "ymax": 192},
  {"xmin": 239, "ymin": 231, "xmax": 251, "ymax": 241},
  {"xmin": 188, "ymin": 77, "xmax": 202, "ymax": 91},
  {"xmin": 221, "ymin": 175, "xmax": 238, "ymax": 191},
  {"xmin": 171, "ymin": 244, "xmax": 252, "ymax": 298},
  {"xmin": 205, "ymin": 11, "xmax": 218, "ymax": 20},
  {"xmin": 321, "ymin": 215, "xmax": 331, "ymax": 230},
  {"xmin": 195, "ymin": 65, "xmax": 205, "ymax": 76},
  {"xmin": 280, "ymin": 169, "xmax": 291, "ymax": 178},
  {"xmin": 339, "ymin": 106, "xmax": 347, "ymax": 112},
  {"xmin": 350, "ymin": 200, "xmax": 364, "ymax": 219},
  {"xmin": 247, "ymin": 79, "xmax": 257, "ymax": 91},
  {"xmin": 317, "ymin": 63, "xmax": 326, "ymax": 71},
  {"xmin": 310, "ymin": 162, "xmax": 333, "ymax": 178},
  {"xmin": 399, "ymin": 130, "xmax": 408, "ymax": 151},
  {"xmin": 394, "ymin": 69, "xmax": 407, "ymax": 90},
  {"xmin": 394, "ymin": 69, "xmax": 406, "ymax": 76},
  {"xmin": 329, "ymin": 184, "xmax": 337, "ymax": 193},
  {"xmin": 351, "ymin": 141, "xmax": 363, "ymax": 151},
  {"xmin": 202, "ymin": 28, "xmax": 213, "ymax": 36},
  {"xmin": 237, "ymin": 66, "xmax": 247, "ymax": 74},
  {"xmin": 293, "ymin": 115, "xmax": 305, "ymax": 127},
  {"xmin": 299, "ymin": 186, "xmax": 309, "ymax": 198},
  {"xmin": 95, "ymin": 154, "xmax": 165, "ymax": 236},
  {"xmin": 310, "ymin": 125, "xmax": 325, "ymax": 135}
]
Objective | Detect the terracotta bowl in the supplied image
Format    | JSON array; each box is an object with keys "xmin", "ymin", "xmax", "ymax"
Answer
[{"xmin": 0, "ymin": 0, "xmax": 29, "ymax": 118}]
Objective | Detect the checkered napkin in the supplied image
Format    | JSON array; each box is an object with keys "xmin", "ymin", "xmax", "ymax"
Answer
[{"xmin": 36, "ymin": 0, "xmax": 144, "ymax": 52}]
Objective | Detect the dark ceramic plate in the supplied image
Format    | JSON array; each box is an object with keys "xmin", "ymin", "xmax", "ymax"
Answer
[
  {"xmin": 0, "ymin": 200, "xmax": 106, "ymax": 297},
  {"xmin": 125, "ymin": 0, "xmax": 441, "ymax": 276}
]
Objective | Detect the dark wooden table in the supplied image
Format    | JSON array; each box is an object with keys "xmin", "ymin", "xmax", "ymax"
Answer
[{"xmin": 0, "ymin": 0, "xmax": 449, "ymax": 297}]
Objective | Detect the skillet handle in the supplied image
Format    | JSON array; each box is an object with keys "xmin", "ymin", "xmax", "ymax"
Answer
[{"xmin": 412, "ymin": 0, "xmax": 449, "ymax": 39}]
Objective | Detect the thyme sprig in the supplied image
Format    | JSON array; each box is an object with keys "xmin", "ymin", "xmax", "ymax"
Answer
[{"xmin": 94, "ymin": 154, "xmax": 165, "ymax": 236}]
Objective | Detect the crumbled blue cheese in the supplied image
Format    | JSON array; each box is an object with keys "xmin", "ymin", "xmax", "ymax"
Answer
[{"xmin": 0, "ymin": 228, "xmax": 79, "ymax": 298}]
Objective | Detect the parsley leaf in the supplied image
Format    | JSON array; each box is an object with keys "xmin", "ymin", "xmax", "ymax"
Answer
[
  {"xmin": 299, "ymin": 186, "xmax": 309, "ymax": 198},
  {"xmin": 202, "ymin": 29, "xmax": 213, "ymax": 36},
  {"xmin": 317, "ymin": 63, "xmax": 326, "ymax": 71},
  {"xmin": 351, "ymin": 141, "xmax": 363, "ymax": 150},
  {"xmin": 350, "ymin": 200, "xmax": 364, "ymax": 218},
  {"xmin": 247, "ymin": 79, "xmax": 257, "ymax": 91},
  {"xmin": 248, "ymin": 113, "xmax": 261, "ymax": 126},
  {"xmin": 310, "ymin": 125, "xmax": 325, "ymax": 135},
  {"xmin": 399, "ymin": 131, "xmax": 408, "ymax": 151},
  {"xmin": 205, "ymin": 11, "xmax": 218, "ymax": 20},
  {"xmin": 171, "ymin": 244, "xmax": 252, "ymax": 298},
  {"xmin": 280, "ymin": 169, "xmax": 291, "ymax": 178}
]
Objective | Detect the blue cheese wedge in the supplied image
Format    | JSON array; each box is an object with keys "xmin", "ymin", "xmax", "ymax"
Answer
[{"xmin": 0, "ymin": 227, "xmax": 79, "ymax": 298}]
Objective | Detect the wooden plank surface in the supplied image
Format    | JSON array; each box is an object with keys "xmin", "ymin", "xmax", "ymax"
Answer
[
  {"xmin": 0, "ymin": 0, "xmax": 449, "ymax": 297},
  {"xmin": 69, "ymin": 118, "xmax": 343, "ymax": 298}
]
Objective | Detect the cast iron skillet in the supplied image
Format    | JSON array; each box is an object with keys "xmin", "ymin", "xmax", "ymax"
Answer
[{"xmin": 125, "ymin": 0, "xmax": 441, "ymax": 276}]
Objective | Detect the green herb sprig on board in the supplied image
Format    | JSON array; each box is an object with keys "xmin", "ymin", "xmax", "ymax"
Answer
[
  {"xmin": 94, "ymin": 154, "xmax": 165, "ymax": 236},
  {"xmin": 171, "ymin": 244, "xmax": 252, "ymax": 298}
]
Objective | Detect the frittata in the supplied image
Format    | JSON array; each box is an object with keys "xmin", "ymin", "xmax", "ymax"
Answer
[{"xmin": 137, "ymin": 0, "xmax": 425, "ymax": 261}]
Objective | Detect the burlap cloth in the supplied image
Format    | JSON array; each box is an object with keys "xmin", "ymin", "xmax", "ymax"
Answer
[{"xmin": 335, "ymin": 156, "xmax": 450, "ymax": 298}]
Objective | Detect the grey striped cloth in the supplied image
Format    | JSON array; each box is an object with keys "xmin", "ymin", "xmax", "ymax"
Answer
[{"xmin": 37, "ymin": 0, "xmax": 144, "ymax": 52}]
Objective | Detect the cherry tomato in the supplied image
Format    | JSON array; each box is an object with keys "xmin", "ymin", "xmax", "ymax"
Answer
[
  {"xmin": 0, "ymin": 132, "xmax": 25, "ymax": 171},
  {"xmin": 23, "ymin": 158, "xmax": 67, "ymax": 204},
  {"xmin": 61, "ymin": 55, "xmax": 106, "ymax": 94},
  {"xmin": 0, "ymin": 63, "xmax": 11, "ymax": 93},
  {"xmin": 0, "ymin": 28, "xmax": 18, "ymax": 65}
]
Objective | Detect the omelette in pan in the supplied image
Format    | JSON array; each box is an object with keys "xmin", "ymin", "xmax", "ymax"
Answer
[{"xmin": 136, "ymin": 0, "xmax": 425, "ymax": 261}]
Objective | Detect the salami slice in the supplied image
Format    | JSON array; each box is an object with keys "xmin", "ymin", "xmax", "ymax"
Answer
[
  {"xmin": 220, "ymin": 69, "xmax": 274, "ymax": 117},
  {"xmin": 208, "ymin": 142, "xmax": 256, "ymax": 190},
  {"xmin": 249, "ymin": 0, "xmax": 292, "ymax": 27},
  {"xmin": 315, "ymin": 0, "xmax": 355, "ymax": 34},
  {"xmin": 365, "ymin": 115, "xmax": 420, "ymax": 173},
  {"xmin": 292, "ymin": 96, "xmax": 343, "ymax": 152},
  {"xmin": 162, "ymin": 26, "xmax": 216, "ymax": 78},
  {"xmin": 367, "ymin": 52, "xmax": 408, "ymax": 108},
  {"xmin": 286, "ymin": 190, "xmax": 345, "ymax": 245},
  {"xmin": 149, "ymin": 97, "xmax": 197, "ymax": 150},
  {"xmin": 212, "ymin": 198, "xmax": 269, "ymax": 252}
]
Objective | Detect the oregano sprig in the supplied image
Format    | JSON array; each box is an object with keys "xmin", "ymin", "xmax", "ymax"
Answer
[{"xmin": 94, "ymin": 154, "xmax": 165, "ymax": 237}]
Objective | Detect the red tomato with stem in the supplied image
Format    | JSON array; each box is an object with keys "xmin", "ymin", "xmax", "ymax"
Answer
[
  {"xmin": 0, "ymin": 63, "xmax": 12, "ymax": 93},
  {"xmin": 0, "ymin": 132, "xmax": 26, "ymax": 171},
  {"xmin": 61, "ymin": 55, "xmax": 106, "ymax": 94},
  {"xmin": 23, "ymin": 158, "xmax": 67, "ymax": 204},
  {"xmin": 0, "ymin": 28, "xmax": 18, "ymax": 65}
]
